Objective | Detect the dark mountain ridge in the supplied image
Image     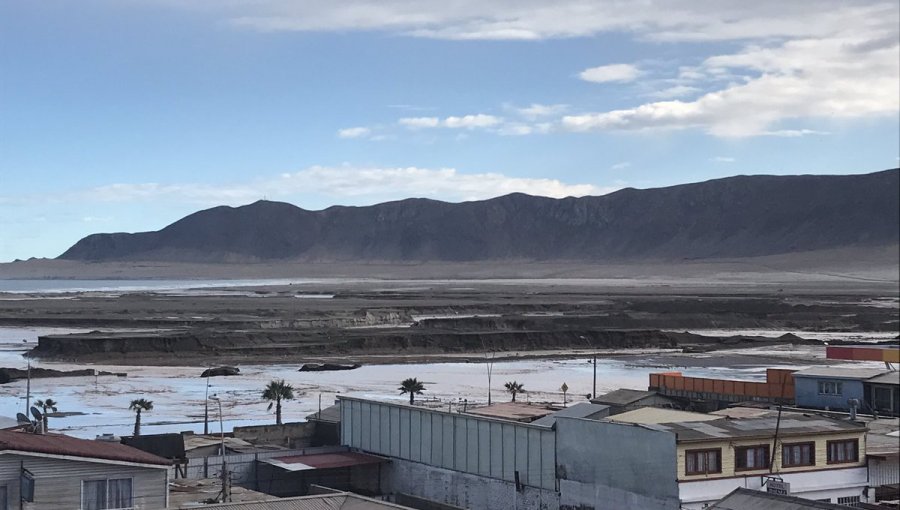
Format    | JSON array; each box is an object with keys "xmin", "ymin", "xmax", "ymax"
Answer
[{"xmin": 59, "ymin": 169, "xmax": 900, "ymax": 262}]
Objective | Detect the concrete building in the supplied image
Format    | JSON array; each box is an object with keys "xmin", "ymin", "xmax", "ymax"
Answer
[
  {"xmin": 792, "ymin": 367, "xmax": 892, "ymax": 413},
  {"xmin": 0, "ymin": 429, "xmax": 170, "ymax": 509},
  {"xmin": 338, "ymin": 396, "xmax": 873, "ymax": 510},
  {"xmin": 340, "ymin": 396, "xmax": 558, "ymax": 510}
]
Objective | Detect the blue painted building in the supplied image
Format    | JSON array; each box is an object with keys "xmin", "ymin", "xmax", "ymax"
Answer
[{"xmin": 793, "ymin": 367, "xmax": 892, "ymax": 413}]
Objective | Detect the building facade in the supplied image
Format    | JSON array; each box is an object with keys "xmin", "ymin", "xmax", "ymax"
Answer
[{"xmin": 0, "ymin": 430, "xmax": 170, "ymax": 510}]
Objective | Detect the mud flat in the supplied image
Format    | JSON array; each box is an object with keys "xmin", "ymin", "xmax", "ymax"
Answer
[{"xmin": 0, "ymin": 274, "xmax": 892, "ymax": 366}]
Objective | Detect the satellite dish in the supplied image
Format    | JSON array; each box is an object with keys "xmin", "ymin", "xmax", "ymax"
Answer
[
  {"xmin": 30, "ymin": 407, "xmax": 43, "ymax": 422},
  {"xmin": 16, "ymin": 413, "xmax": 30, "ymax": 425}
]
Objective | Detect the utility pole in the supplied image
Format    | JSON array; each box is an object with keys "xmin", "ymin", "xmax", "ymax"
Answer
[
  {"xmin": 25, "ymin": 360, "xmax": 31, "ymax": 414},
  {"xmin": 592, "ymin": 353, "xmax": 597, "ymax": 399},
  {"xmin": 204, "ymin": 369, "xmax": 210, "ymax": 435}
]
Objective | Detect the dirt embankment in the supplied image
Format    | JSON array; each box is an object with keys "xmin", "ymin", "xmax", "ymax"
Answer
[{"xmin": 8, "ymin": 283, "xmax": 897, "ymax": 365}]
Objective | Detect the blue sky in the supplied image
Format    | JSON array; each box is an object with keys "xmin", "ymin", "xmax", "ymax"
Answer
[{"xmin": 1, "ymin": 0, "xmax": 898, "ymax": 261}]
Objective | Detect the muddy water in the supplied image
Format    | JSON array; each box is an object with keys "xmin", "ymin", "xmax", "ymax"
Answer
[{"xmin": 0, "ymin": 326, "xmax": 890, "ymax": 439}]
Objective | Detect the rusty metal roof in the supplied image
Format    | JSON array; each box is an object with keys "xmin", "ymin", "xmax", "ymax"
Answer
[{"xmin": 0, "ymin": 430, "xmax": 170, "ymax": 466}]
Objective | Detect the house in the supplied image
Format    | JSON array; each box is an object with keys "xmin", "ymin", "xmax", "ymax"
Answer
[
  {"xmin": 792, "ymin": 367, "xmax": 893, "ymax": 413},
  {"xmin": 590, "ymin": 388, "xmax": 676, "ymax": 415},
  {"xmin": 864, "ymin": 372, "xmax": 899, "ymax": 416},
  {"xmin": 0, "ymin": 429, "xmax": 170, "ymax": 509},
  {"xmin": 709, "ymin": 487, "xmax": 857, "ymax": 509},
  {"xmin": 641, "ymin": 412, "xmax": 870, "ymax": 508}
]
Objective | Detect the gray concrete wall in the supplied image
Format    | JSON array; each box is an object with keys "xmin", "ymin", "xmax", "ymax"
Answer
[
  {"xmin": 794, "ymin": 377, "xmax": 864, "ymax": 411},
  {"xmin": 232, "ymin": 421, "xmax": 315, "ymax": 447},
  {"xmin": 555, "ymin": 418, "xmax": 680, "ymax": 510},
  {"xmin": 384, "ymin": 457, "xmax": 559, "ymax": 510}
]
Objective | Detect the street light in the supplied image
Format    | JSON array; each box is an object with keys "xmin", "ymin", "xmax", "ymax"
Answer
[
  {"xmin": 208, "ymin": 394, "xmax": 224, "ymax": 455},
  {"xmin": 208, "ymin": 394, "xmax": 229, "ymax": 502}
]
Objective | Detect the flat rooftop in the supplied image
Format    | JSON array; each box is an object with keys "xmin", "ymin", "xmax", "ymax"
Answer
[
  {"xmin": 792, "ymin": 367, "xmax": 890, "ymax": 380},
  {"xmin": 606, "ymin": 407, "xmax": 721, "ymax": 425},
  {"xmin": 591, "ymin": 388, "xmax": 659, "ymax": 406},
  {"xmin": 646, "ymin": 412, "xmax": 865, "ymax": 443},
  {"xmin": 464, "ymin": 402, "xmax": 559, "ymax": 422}
]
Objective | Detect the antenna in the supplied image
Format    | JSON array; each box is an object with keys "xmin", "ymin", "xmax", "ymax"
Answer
[
  {"xmin": 30, "ymin": 407, "xmax": 42, "ymax": 423},
  {"xmin": 16, "ymin": 413, "xmax": 29, "ymax": 426}
]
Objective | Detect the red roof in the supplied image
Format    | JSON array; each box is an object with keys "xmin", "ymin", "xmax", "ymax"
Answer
[
  {"xmin": 0, "ymin": 430, "xmax": 170, "ymax": 466},
  {"xmin": 271, "ymin": 451, "xmax": 386, "ymax": 470}
]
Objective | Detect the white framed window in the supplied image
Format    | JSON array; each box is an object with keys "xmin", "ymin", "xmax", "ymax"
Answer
[
  {"xmin": 817, "ymin": 380, "xmax": 843, "ymax": 395},
  {"xmin": 82, "ymin": 478, "xmax": 133, "ymax": 510}
]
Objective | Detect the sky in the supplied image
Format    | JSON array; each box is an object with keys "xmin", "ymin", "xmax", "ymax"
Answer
[{"xmin": 1, "ymin": 0, "xmax": 898, "ymax": 262}]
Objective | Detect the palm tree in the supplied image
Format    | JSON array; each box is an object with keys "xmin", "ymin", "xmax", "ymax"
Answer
[
  {"xmin": 262, "ymin": 379, "xmax": 294, "ymax": 425},
  {"xmin": 129, "ymin": 399, "xmax": 153, "ymax": 436},
  {"xmin": 34, "ymin": 398, "xmax": 58, "ymax": 432},
  {"xmin": 504, "ymin": 381, "xmax": 525, "ymax": 402},
  {"xmin": 399, "ymin": 378, "xmax": 425, "ymax": 405}
]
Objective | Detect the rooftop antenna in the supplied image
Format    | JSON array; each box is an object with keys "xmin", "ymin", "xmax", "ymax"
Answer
[{"xmin": 30, "ymin": 407, "xmax": 43, "ymax": 434}]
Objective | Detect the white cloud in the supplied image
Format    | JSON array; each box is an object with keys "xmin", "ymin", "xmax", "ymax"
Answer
[
  {"xmin": 610, "ymin": 162, "xmax": 631, "ymax": 170},
  {"xmin": 562, "ymin": 25, "xmax": 899, "ymax": 137},
  {"xmin": 337, "ymin": 126, "xmax": 372, "ymax": 139},
  {"xmin": 761, "ymin": 129, "xmax": 829, "ymax": 137},
  {"xmin": 579, "ymin": 63, "xmax": 641, "ymax": 83},
  {"xmin": 399, "ymin": 114, "xmax": 501, "ymax": 130},
  {"xmin": 513, "ymin": 103, "xmax": 568, "ymax": 119},
  {"xmin": 182, "ymin": 1, "xmax": 894, "ymax": 45},
  {"xmin": 72, "ymin": 166, "xmax": 615, "ymax": 205},
  {"xmin": 444, "ymin": 114, "xmax": 501, "ymax": 129},
  {"xmin": 646, "ymin": 85, "xmax": 701, "ymax": 99},
  {"xmin": 711, "ymin": 156, "xmax": 735, "ymax": 163},
  {"xmin": 398, "ymin": 116, "xmax": 441, "ymax": 128}
]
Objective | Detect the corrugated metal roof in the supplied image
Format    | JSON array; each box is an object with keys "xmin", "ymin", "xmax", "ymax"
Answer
[
  {"xmin": 606, "ymin": 407, "xmax": 721, "ymax": 425},
  {"xmin": 592, "ymin": 389, "xmax": 660, "ymax": 406},
  {"xmin": 264, "ymin": 451, "xmax": 387, "ymax": 472},
  {"xmin": 0, "ymin": 430, "xmax": 170, "ymax": 466},
  {"xmin": 792, "ymin": 367, "xmax": 887, "ymax": 380},
  {"xmin": 867, "ymin": 371, "xmax": 899, "ymax": 385},
  {"xmin": 653, "ymin": 413, "xmax": 865, "ymax": 442},
  {"xmin": 710, "ymin": 487, "xmax": 850, "ymax": 509},
  {"xmin": 531, "ymin": 403, "xmax": 609, "ymax": 427}
]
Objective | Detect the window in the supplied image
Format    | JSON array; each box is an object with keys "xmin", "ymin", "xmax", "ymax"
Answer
[
  {"xmin": 685, "ymin": 448, "xmax": 722, "ymax": 475},
  {"xmin": 827, "ymin": 439, "xmax": 859, "ymax": 464},
  {"xmin": 82, "ymin": 478, "xmax": 133, "ymax": 510},
  {"xmin": 818, "ymin": 380, "xmax": 843, "ymax": 395},
  {"xmin": 782, "ymin": 442, "xmax": 815, "ymax": 467},
  {"xmin": 837, "ymin": 495, "xmax": 860, "ymax": 506},
  {"xmin": 734, "ymin": 444, "xmax": 770, "ymax": 471}
]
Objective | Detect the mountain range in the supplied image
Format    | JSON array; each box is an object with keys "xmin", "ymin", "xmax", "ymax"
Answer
[{"xmin": 59, "ymin": 169, "xmax": 900, "ymax": 263}]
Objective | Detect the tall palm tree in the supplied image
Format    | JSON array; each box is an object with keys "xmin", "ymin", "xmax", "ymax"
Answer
[
  {"xmin": 129, "ymin": 399, "xmax": 153, "ymax": 436},
  {"xmin": 34, "ymin": 398, "xmax": 58, "ymax": 432},
  {"xmin": 504, "ymin": 381, "xmax": 525, "ymax": 402},
  {"xmin": 399, "ymin": 378, "xmax": 425, "ymax": 405},
  {"xmin": 262, "ymin": 379, "xmax": 294, "ymax": 425}
]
